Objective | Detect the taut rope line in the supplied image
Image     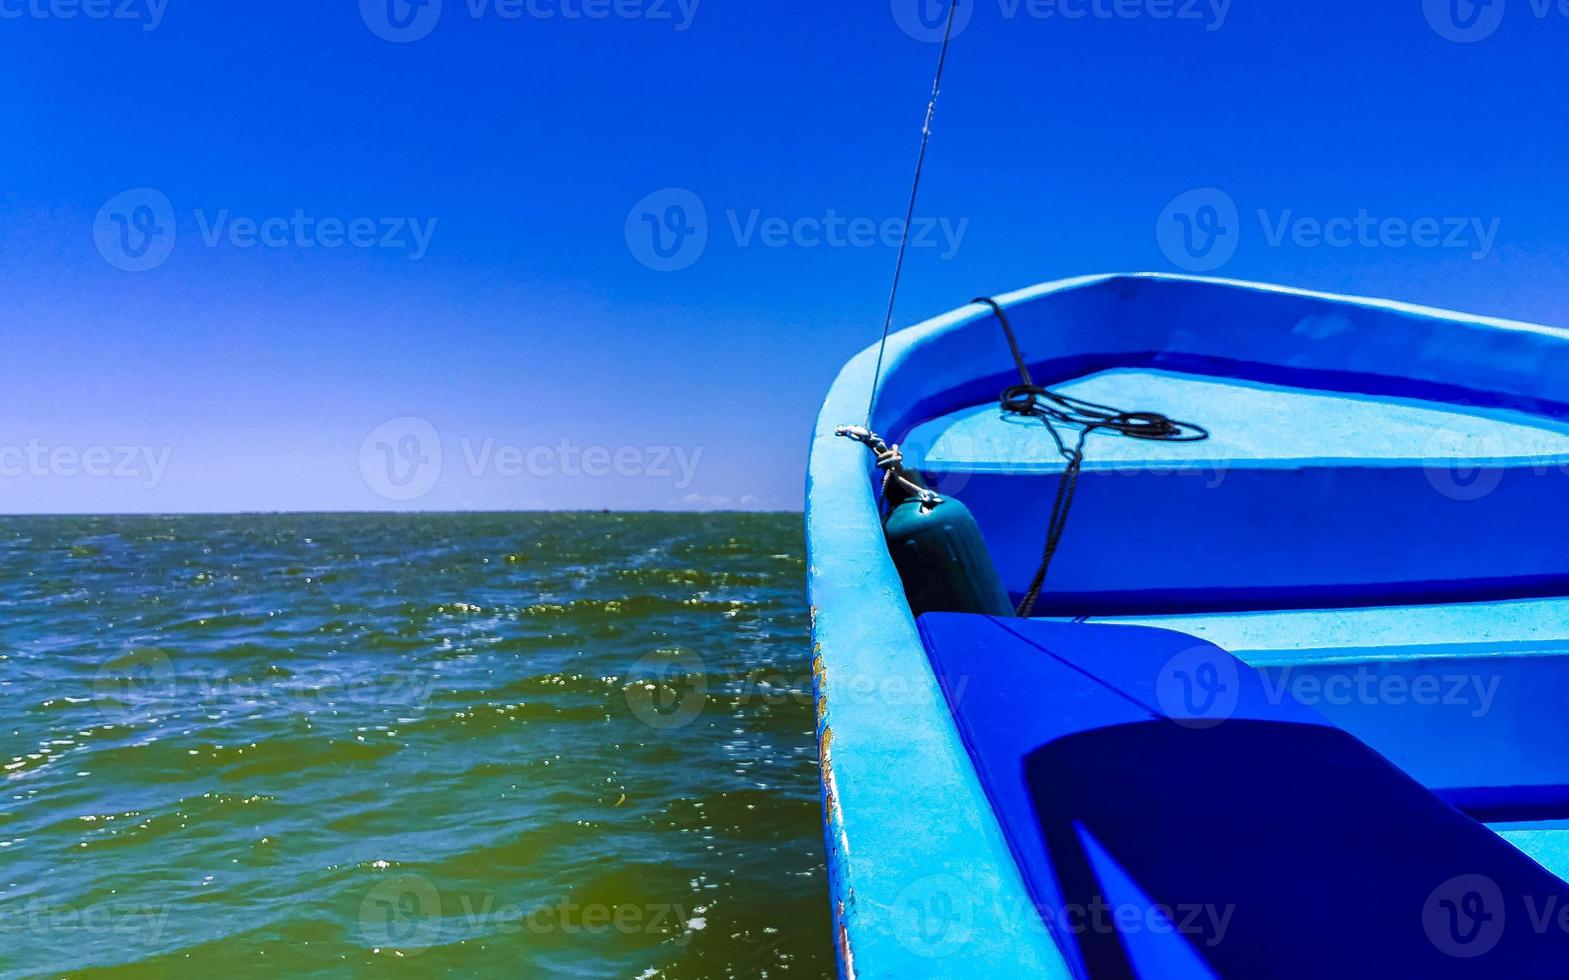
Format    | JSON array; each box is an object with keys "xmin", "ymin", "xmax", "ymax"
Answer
[{"xmin": 864, "ymin": 0, "xmax": 964, "ymax": 427}]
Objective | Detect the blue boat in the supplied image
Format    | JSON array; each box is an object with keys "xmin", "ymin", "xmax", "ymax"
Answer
[{"xmin": 805, "ymin": 273, "xmax": 1569, "ymax": 978}]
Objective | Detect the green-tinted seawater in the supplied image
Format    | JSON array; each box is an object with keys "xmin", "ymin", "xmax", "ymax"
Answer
[{"xmin": 0, "ymin": 513, "xmax": 830, "ymax": 977}]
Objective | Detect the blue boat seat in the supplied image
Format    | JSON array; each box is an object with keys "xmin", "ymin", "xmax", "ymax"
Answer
[
  {"xmin": 918, "ymin": 613, "xmax": 1569, "ymax": 978},
  {"xmin": 902, "ymin": 368, "xmax": 1569, "ymax": 614},
  {"xmin": 1090, "ymin": 597, "xmax": 1569, "ymax": 814}
]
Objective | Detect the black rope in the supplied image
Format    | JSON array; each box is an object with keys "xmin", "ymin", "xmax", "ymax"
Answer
[
  {"xmin": 865, "ymin": 0, "xmax": 963, "ymax": 426},
  {"xmin": 972, "ymin": 297, "xmax": 1210, "ymax": 617}
]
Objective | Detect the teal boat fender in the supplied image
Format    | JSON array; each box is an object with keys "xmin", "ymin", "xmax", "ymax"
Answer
[{"xmin": 884, "ymin": 496, "xmax": 1014, "ymax": 617}]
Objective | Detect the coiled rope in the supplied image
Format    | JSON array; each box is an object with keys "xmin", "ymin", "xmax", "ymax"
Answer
[{"xmin": 973, "ymin": 297, "xmax": 1210, "ymax": 616}]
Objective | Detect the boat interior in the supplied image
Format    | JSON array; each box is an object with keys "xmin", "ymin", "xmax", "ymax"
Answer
[
  {"xmin": 814, "ymin": 274, "xmax": 1569, "ymax": 975},
  {"xmin": 903, "ymin": 361, "xmax": 1569, "ymax": 841}
]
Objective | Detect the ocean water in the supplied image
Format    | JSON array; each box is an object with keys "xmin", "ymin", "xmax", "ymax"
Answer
[{"xmin": 0, "ymin": 513, "xmax": 830, "ymax": 977}]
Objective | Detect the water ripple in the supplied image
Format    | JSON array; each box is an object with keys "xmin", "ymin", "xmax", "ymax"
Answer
[{"xmin": 0, "ymin": 513, "xmax": 826, "ymax": 976}]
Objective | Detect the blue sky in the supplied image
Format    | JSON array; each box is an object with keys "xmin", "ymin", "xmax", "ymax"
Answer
[{"xmin": 2, "ymin": 0, "xmax": 1566, "ymax": 513}]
